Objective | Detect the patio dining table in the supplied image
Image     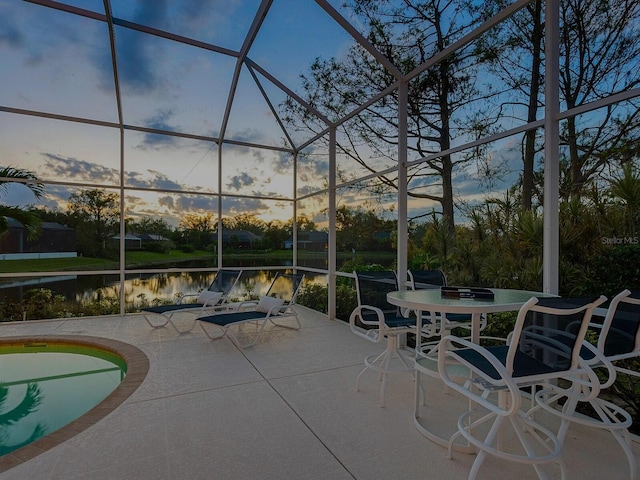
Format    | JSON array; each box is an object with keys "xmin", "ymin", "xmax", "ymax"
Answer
[
  {"xmin": 387, "ymin": 287, "xmax": 551, "ymax": 345},
  {"xmin": 387, "ymin": 287, "xmax": 554, "ymax": 452}
]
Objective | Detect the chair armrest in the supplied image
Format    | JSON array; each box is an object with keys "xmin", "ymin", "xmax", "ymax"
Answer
[
  {"xmin": 349, "ymin": 305, "xmax": 385, "ymax": 343},
  {"xmin": 438, "ymin": 335, "xmax": 522, "ymax": 415},
  {"xmin": 577, "ymin": 340, "xmax": 617, "ymax": 390},
  {"xmin": 178, "ymin": 293, "xmax": 198, "ymax": 304}
]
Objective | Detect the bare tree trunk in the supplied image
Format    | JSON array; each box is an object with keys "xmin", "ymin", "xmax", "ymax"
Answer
[{"xmin": 522, "ymin": 0, "xmax": 543, "ymax": 210}]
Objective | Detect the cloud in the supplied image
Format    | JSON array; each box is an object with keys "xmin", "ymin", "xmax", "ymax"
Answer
[
  {"xmin": 124, "ymin": 170, "xmax": 184, "ymax": 190},
  {"xmin": 131, "ymin": 111, "xmax": 182, "ymax": 149},
  {"xmin": 40, "ymin": 152, "xmax": 192, "ymax": 194},
  {"xmin": 3, "ymin": 4, "xmax": 88, "ymax": 68},
  {"xmin": 115, "ymin": 38, "xmax": 163, "ymax": 94},
  {"xmin": 40, "ymin": 184, "xmax": 77, "ymax": 211},
  {"xmin": 42, "ymin": 153, "xmax": 120, "ymax": 184},
  {"xmin": 228, "ymin": 127, "xmax": 267, "ymax": 144},
  {"xmin": 0, "ymin": 15, "xmax": 23, "ymax": 48},
  {"xmin": 145, "ymin": 109, "xmax": 177, "ymax": 131},
  {"xmin": 226, "ymin": 172, "xmax": 255, "ymax": 191},
  {"xmin": 297, "ymin": 184, "xmax": 325, "ymax": 196},
  {"xmin": 298, "ymin": 154, "xmax": 329, "ymax": 180},
  {"xmin": 222, "ymin": 196, "xmax": 269, "ymax": 216},
  {"xmin": 111, "ymin": 2, "xmax": 171, "ymax": 95},
  {"xmin": 173, "ymin": 194, "xmax": 217, "ymax": 212},
  {"xmin": 101, "ymin": 0, "xmax": 245, "ymax": 98},
  {"xmin": 158, "ymin": 195, "xmax": 175, "ymax": 209},
  {"xmin": 270, "ymin": 151, "xmax": 293, "ymax": 175}
]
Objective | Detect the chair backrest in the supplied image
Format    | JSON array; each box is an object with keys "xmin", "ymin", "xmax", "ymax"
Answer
[
  {"xmin": 508, "ymin": 295, "xmax": 606, "ymax": 377},
  {"xmin": 208, "ymin": 269, "xmax": 242, "ymax": 297},
  {"xmin": 264, "ymin": 272, "xmax": 305, "ymax": 304},
  {"xmin": 407, "ymin": 269, "xmax": 446, "ymax": 289},
  {"xmin": 598, "ymin": 289, "xmax": 640, "ymax": 360},
  {"xmin": 354, "ymin": 271, "xmax": 400, "ymax": 321}
]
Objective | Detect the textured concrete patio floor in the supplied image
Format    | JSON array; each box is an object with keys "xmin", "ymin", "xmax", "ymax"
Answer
[{"xmin": 1, "ymin": 307, "xmax": 638, "ymax": 480}]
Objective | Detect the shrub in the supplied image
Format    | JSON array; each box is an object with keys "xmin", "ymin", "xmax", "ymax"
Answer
[
  {"xmin": 583, "ymin": 244, "xmax": 640, "ymax": 297},
  {"xmin": 296, "ymin": 281, "xmax": 357, "ymax": 321},
  {"xmin": 144, "ymin": 240, "xmax": 174, "ymax": 254},
  {"xmin": 296, "ymin": 283, "xmax": 327, "ymax": 313}
]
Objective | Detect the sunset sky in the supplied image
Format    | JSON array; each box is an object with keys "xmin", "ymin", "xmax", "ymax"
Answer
[{"xmin": 1, "ymin": 0, "xmax": 521, "ymax": 227}]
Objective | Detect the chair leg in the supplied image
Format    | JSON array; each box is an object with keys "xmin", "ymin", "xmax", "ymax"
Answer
[
  {"xmin": 167, "ymin": 316, "xmax": 198, "ymax": 334},
  {"xmin": 141, "ymin": 312, "xmax": 169, "ymax": 329},
  {"xmin": 357, "ymin": 334, "xmax": 414, "ymax": 407},
  {"xmin": 533, "ymin": 388, "xmax": 636, "ymax": 480},
  {"xmin": 455, "ymin": 406, "xmax": 564, "ymax": 480},
  {"xmin": 356, "ymin": 350, "xmax": 386, "ymax": 391}
]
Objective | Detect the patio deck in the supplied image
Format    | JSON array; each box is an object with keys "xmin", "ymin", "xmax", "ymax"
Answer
[{"xmin": 1, "ymin": 306, "xmax": 638, "ymax": 480}]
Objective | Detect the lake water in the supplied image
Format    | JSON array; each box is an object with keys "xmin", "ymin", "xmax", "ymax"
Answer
[{"xmin": 0, "ymin": 255, "xmax": 395, "ymax": 310}]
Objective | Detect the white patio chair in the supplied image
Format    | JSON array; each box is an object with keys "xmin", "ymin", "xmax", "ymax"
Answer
[
  {"xmin": 438, "ymin": 295, "xmax": 606, "ymax": 480},
  {"xmin": 407, "ymin": 269, "xmax": 488, "ymax": 353},
  {"xmin": 350, "ymin": 270, "xmax": 418, "ymax": 407},
  {"xmin": 530, "ymin": 289, "xmax": 640, "ymax": 479}
]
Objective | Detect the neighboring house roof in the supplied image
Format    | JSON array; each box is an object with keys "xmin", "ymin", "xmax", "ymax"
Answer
[
  {"xmin": 220, "ymin": 229, "xmax": 263, "ymax": 242},
  {"xmin": 286, "ymin": 231, "xmax": 328, "ymax": 242},
  {"xmin": 112, "ymin": 234, "xmax": 142, "ymax": 241},
  {"xmin": 136, "ymin": 233, "xmax": 169, "ymax": 241},
  {"xmin": 6, "ymin": 217, "xmax": 74, "ymax": 231}
]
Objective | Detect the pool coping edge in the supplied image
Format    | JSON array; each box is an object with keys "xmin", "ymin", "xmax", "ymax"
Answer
[{"xmin": 0, "ymin": 335, "xmax": 150, "ymax": 473}]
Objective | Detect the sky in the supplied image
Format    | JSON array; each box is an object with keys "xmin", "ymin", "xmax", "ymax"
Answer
[{"xmin": 0, "ymin": 0, "xmax": 524, "ymax": 229}]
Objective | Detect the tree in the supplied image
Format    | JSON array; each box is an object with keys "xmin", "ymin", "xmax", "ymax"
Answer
[
  {"xmin": 67, "ymin": 189, "xmax": 120, "ymax": 257},
  {"xmin": 560, "ymin": 0, "xmax": 640, "ymax": 198},
  {"xmin": 178, "ymin": 212, "xmax": 214, "ymax": 249},
  {"xmin": 609, "ymin": 162, "xmax": 640, "ymax": 235},
  {"xmin": 283, "ymin": 0, "xmax": 496, "ymax": 232},
  {"xmin": 0, "ymin": 166, "xmax": 44, "ymax": 239},
  {"xmin": 335, "ymin": 205, "xmax": 396, "ymax": 251},
  {"xmin": 128, "ymin": 216, "xmax": 175, "ymax": 239},
  {"xmin": 477, "ymin": 0, "xmax": 545, "ymax": 211},
  {"xmin": 225, "ymin": 213, "xmax": 266, "ymax": 235},
  {"xmin": 262, "ymin": 219, "xmax": 289, "ymax": 250}
]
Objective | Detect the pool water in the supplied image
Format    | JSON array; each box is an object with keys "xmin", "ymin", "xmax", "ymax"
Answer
[{"xmin": 0, "ymin": 343, "xmax": 126, "ymax": 456}]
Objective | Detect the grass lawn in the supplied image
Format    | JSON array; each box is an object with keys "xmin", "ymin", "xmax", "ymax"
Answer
[
  {"xmin": 0, "ymin": 249, "xmax": 395, "ymax": 274},
  {"xmin": 0, "ymin": 256, "xmax": 117, "ymax": 273},
  {"xmin": 0, "ymin": 250, "xmax": 215, "ymax": 273}
]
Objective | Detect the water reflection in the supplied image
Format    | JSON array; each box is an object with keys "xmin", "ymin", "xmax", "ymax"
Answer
[
  {"xmin": 0, "ymin": 345, "xmax": 125, "ymax": 456},
  {"xmin": 123, "ymin": 270, "xmax": 325, "ymax": 306},
  {"xmin": 0, "ymin": 255, "xmax": 394, "ymax": 307},
  {"xmin": 0, "ymin": 270, "xmax": 326, "ymax": 307},
  {"xmin": 0, "ymin": 383, "xmax": 45, "ymax": 456}
]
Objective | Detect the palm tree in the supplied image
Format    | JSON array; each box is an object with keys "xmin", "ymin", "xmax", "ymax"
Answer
[
  {"xmin": 609, "ymin": 163, "xmax": 640, "ymax": 236},
  {"xmin": 0, "ymin": 166, "xmax": 45, "ymax": 239},
  {"xmin": 0, "ymin": 383, "xmax": 47, "ymax": 456}
]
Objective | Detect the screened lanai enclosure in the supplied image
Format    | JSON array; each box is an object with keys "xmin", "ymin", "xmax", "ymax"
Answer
[{"xmin": 1, "ymin": 0, "xmax": 639, "ymax": 319}]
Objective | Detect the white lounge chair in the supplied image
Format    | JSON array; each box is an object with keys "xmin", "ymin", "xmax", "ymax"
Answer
[
  {"xmin": 196, "ymin": 272, "xmax": 305, "ymax": 348},
  {"xmin": 140, "ymin": 269, "xmax": 242, "ymax": 333}
]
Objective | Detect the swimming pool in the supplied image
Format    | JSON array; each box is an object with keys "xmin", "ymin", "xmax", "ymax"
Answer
[{"xmin": 0, "ymin": 336, "xmax": 149, "ymax": 469}]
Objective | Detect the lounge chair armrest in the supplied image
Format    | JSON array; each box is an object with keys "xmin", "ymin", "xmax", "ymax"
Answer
[
  {"xmin": 236, "ymin": 301, "xmax": 259, "ymax": 311},
  {"xmin": 178, "ymin": 293, "xmax": 198, "ymax": 304}
]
